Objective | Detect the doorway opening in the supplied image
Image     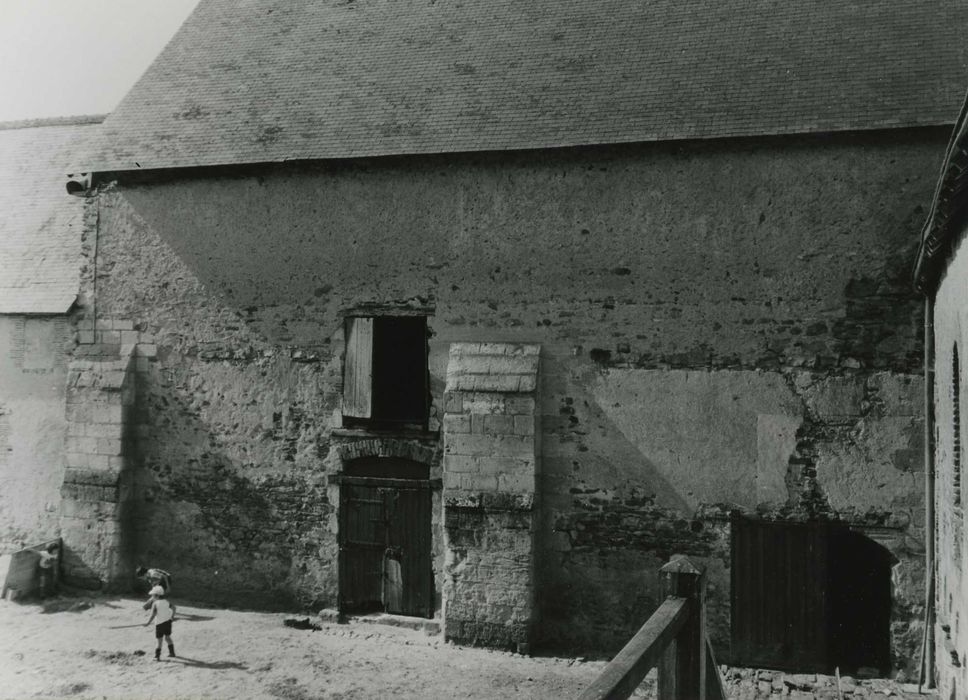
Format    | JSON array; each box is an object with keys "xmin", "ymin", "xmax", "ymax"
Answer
[{"xmin": 338, "ymin": 457, "xmax": 433, "ymax": 618}]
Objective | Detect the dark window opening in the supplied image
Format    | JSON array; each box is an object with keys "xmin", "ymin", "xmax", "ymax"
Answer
[{"xmin": 343, "ymin": 315, "xmax": 429, "ymax": 429}]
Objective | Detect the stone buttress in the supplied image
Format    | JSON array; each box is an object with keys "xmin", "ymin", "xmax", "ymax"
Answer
[{"xmin": 441, "ymin": 342, "xmax": 540, "ymax": 651}]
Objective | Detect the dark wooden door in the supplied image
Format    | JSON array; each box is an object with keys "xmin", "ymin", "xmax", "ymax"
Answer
[
  {"xmin": 339, "ymin": 482, "xmax": 386, "ymax": 613},
  {"xmin": 339, "ymin": 476, "xmax": 432, "ymax": 618},
  {"xmin": 730, "ymin": 516, "xmax": 834, "ymax": 672}
]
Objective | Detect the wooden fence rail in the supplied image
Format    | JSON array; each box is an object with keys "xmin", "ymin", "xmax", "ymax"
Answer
[{"xmin": 578, "ymin": 555, "xmax": 728, "ymax": 700}]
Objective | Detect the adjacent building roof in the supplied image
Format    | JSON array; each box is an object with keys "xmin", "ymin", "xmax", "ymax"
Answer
[
  {"xmin": 83, "ymin": 0, "xmax": 968, "ymax": 173},
  {"xmin": 0, "ymin": 117, "xmax": 103, "ymax": 314},
  {"xmin": 914, "ymin": 94, "xmax": 968, "ymax": 293}
]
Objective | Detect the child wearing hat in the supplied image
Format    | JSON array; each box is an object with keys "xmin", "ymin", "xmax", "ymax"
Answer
[{"xmin": 143, "ymin": 585, "xmax": 176, "ymax": 661}]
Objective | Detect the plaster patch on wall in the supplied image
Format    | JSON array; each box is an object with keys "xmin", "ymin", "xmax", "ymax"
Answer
[
  {"xmin": 591, "ymin": 369, "xmax": 802, "ymax": 511},
  {"xmin": 756, "ymin": 413, "xmax": 801, "ymax": 505},
  {"xmin": 0, "ymin": 408, "xmax": 8, "ymax": 467},
  {"xmin": 7, "ymin": 317, "xmax": 69, "ymax": 373},
  {"xmin": 818, "ymin": 417, "xmax": 922, "ymax": 516},
  {"xmin": 5, "ymin": 399, "xmax": 66, "ymax": 536},
  {"xmin": 23, "ymin": 319, "xmax": 57, "ymax": 371}
]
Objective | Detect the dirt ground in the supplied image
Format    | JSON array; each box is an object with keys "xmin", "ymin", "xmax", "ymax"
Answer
[
  {"xmin": 0, "ymin": 592, "xmax": 937, "ymax": 700},
  {"xmin": 0, "ymin": 592, "xmax": 622, "ymax": 700}
]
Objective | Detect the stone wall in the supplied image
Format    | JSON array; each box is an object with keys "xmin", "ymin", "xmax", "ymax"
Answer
[
  {"xmin": 442, "ymin": 342, "xmax": 539, "ymax": 650},
  {"xmin": 932, "ymin": 225, "xmax": 968, "ymax": 698},
  {"xmin": 86, "ymin": 129, "xmax": 941, "ymax": 669},
  {"xmin": 0, "ymin": 315, "xmax": 72, "ymax": 551}
]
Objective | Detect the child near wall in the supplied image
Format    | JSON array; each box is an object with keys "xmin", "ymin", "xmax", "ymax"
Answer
[
  {"xmin": 143, "ymin": 585, "xmax": 176, "ymax": 661},
  {"xmin": 37, "ymin": 543, "xmax": 59, "ymax": 598}
]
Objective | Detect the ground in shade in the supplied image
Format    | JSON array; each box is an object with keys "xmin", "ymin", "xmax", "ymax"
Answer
[{"xmin": 0, "ymin": 593, "xmax": 935, "ymax": 700}]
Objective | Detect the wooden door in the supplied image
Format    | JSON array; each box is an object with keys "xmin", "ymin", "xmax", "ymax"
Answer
[
  {"xmin": 730, "ymin": 515, "xmax": 834, "ymax": 672},
  {"xmin": 384, "ymin": 486, "xmax": 433, "ymax": 617},
  {"xmin": 339, "ymin": 481, "xmax": 385, "ymax": 613},
  {"xmin": 339, "ymin": 476, "xmax": 433, "ymax": 618}
]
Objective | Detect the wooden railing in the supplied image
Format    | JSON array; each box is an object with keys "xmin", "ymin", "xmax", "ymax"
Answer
[{"xmin": 578, "ymin": 555, "xmax": 728, "ymax": 700}]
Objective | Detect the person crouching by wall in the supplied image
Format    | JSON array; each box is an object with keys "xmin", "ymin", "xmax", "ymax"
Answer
[
  {"xmin": 136, "ymin": 566, "xmax": 171, "ymax": 609},
  {"xmin": 143, "ymin": 585, "xmax": 176, "ymax": 661},
  {"xmin": 37, "ymin": 543, "xmax": 59, "ymax": 598}
]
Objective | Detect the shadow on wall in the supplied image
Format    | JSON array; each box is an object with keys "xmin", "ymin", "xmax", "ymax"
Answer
[
  {"xmin": 833, "ymin": 237, "xmax": 923, "ymax": 372},
  {"xmin": 59, "ymin": 542, "xmax": 104, "ymax": 591},
  {"xmin": 535, "ymin": 359, "xmax": 727, "ymax": 654},
  {"xmin": 128, "ymin": 367, "xmax": 334, "ymax": 611}
]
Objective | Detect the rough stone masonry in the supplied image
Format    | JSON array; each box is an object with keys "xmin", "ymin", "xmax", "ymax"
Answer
[
  {"xmin": 443, "ymin": 342, "xmax": 540, "ymax": 650},
  {"xmin": 42, "ymin": 129, "xmax": 941, "ymax": 672}
]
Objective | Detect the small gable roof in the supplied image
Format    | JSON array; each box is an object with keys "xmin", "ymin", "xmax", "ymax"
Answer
[
  {"xmin": 0, "ymin": 117, "xmax": 103, "ymax": 314},
  {"xmin": 85, "ymin": 0, "xmax": 968, "ymax": 173}
]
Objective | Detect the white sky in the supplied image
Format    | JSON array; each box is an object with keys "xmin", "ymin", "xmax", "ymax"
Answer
[{"xmin": 0, "ymin": 0, "xmax": 200, "ymax": 122}]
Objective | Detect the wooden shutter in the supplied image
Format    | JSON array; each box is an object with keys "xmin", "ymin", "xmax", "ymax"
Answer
[{"xmin": 343, "ymin": 317, "xmax": 373, "ymax": 418}]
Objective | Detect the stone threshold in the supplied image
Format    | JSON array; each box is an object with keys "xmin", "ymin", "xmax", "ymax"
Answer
[{"xmin": 317, "ymin": 608, "xmax": 441, "ymax": 635}]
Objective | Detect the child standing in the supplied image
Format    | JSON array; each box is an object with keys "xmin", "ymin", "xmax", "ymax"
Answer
[{"xmin": 143, "ymin": 585, "xmax": 176, "ymax": 661}]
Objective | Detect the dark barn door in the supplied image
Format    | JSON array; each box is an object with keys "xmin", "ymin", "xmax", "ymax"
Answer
[
  {"xmin": 338, "ymin": 459, "xmax": 433, "ymax": 618},
  {"xmin": 731, "ymin": 516, "xmax": 832, "ymax": 672},
  {"xmin": 731, "ymin": 515, "xmax": 892, "ymax": 675}
]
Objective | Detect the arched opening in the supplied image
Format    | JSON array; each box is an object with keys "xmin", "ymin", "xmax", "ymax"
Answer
[
  {"xmin": 344, "ymin": 456, "xmax": 429, "ymax": 480},
  {"xmin": 827, "ymin": 529, "xmax": 894, "ymax": 674},
  {"xmin": 338, "ymin": 457, "xmax": 434, "ymax": 618}
]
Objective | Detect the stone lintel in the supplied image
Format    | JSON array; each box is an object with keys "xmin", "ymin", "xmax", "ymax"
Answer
[{"xmin": 445, "ymin": 343, "xmax": 540, "ymax": 394}]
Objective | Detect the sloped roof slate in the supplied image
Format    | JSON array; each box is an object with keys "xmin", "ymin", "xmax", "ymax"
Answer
[
  {"xmin": 0, "ymin": 118, "xmax": 103, "ymax": 314},
  {"xmin": 84, "ymin": 0, "xmax": 968, "ymax": 172}
]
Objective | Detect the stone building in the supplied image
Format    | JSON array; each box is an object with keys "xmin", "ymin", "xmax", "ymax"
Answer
[
  {"xmin": 53, "ymin": 0, "xmax": 968, "ymax": 675},
  {"xmin": 914, "ymin": 96, "xmax": 968, "ymax": 697},
  {"xmin": 0, "ymin": 117, "xmax": 101, "ymax": 552}
]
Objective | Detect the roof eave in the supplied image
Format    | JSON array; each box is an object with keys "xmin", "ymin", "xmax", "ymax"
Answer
[{"xmin": 83, "ymin": 119, "xmax": 959, "ymax": 179}]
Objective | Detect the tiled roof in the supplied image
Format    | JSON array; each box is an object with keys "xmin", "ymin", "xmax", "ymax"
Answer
[
  {"xmin": 914, "ymin": 93, "xmax": 968, "ymax": 292},
  {"xmin": 84, "ymin": 0, "xmax": 968, "ymax": 172},
  {"xmin": 0, "ymin": 118, "xmax": 104, "ymax": 314}
]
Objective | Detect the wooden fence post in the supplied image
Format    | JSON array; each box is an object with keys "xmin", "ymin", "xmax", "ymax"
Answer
[{"xmin": 657, "ymin": 555, "xmax": 707, "ymax": 700}]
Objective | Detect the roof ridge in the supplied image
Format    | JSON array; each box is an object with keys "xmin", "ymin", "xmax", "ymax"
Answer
[{"xmin": 0, "ymin": 115, "xmax": 107, "ymax": 132}]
